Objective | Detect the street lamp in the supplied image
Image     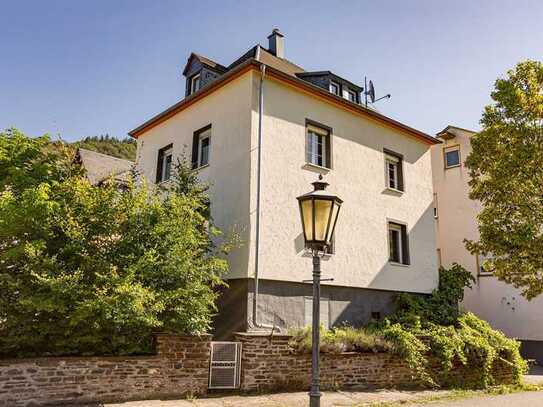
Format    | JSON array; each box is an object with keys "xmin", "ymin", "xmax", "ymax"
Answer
[{"xmin": 297, "ymin": 180, "xmax": 342, "ymax": 407}]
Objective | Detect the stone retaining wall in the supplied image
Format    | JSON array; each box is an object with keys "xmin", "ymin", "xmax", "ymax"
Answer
[
  {"xmin": 0, "ymin": 335, "xmax": 210, "ymax": 407},
  {"xmin": 235, "ymin": 333, "xmax": 515, "ymax": 392}
]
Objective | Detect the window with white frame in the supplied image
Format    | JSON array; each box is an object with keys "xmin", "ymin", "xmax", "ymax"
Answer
[
  {"xmin": 191, "ymin": 125, "xmax": 211, "ymax": 169},
  {"xmin": 156, "ymin": 144, "xmax": 173, "ymax": 183},
  {"xmin": 385, "ymin": 150, "xmax": 404, "ymax": 191},
  {"xmin": 347, "ymin": 89, "xmax": 357, "ymax": 103},
  {"xmin": 329, "ymin": 81, "xmax": 340, "ymax": 96},
  {"xmin": 388, "ymin": 221, "xmax": 409, "ymax": 265},
  {"xmin": 444, "ymin": 145, "xmax": 461, "ymax": 168},
  {"xmin": 190, "ymin": 73, "xmax": 201, "ymax": 94},
  {"xmin": 306, "ymin": 123, "xmax": 331, "ymax": 169}
]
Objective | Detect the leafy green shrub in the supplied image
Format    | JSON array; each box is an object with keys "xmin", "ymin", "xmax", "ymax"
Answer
[
  {"xmin": 289, "ymin": 265, "xmax": 527, "ymax": 388},
  {"xmin": 0, "ymin": 129, "xmax": 232, "ymax": 357}
]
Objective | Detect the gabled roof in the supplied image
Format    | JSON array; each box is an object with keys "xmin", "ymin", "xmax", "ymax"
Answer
[
  {"xmin": 228, "ymin": 45, "xmax": 305, "ymax": 77},
  {"xmin": 182, "ymin": 52, "xmax": 228, "ymax": 76},
  {"xmin": 436, "ymin": 125, "xmax": 476, "ymax": 139},
  {"xmin": 75, "ymin": 148, "xmax": 134, "ymax": 185}
]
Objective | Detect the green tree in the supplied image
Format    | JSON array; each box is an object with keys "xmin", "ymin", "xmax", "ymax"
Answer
[
  {"xmin": 73, "ymin": 135, "xmax": 137, "ymax": 160},
  {"xmin": 465, "ymin": 60, "xmax": 543, "ymax": 299},
  {"xmin": 0, "ymin": 129, "xmax": 229, "ymax": 357}
]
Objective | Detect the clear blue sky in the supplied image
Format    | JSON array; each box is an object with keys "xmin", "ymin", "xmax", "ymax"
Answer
[{"xmin": 1, "ymin": 0, "xmax": 541, "ymax": 142}]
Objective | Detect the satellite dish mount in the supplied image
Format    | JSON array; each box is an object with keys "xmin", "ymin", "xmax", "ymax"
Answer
[{"xmin": 364, "ymin": 76, "xmax": 391, "ymax": 108}]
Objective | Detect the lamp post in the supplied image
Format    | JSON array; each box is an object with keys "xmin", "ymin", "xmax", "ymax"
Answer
[{"xmin": 297, "ymin": 180, "xmax": 342, "ymax": 407}]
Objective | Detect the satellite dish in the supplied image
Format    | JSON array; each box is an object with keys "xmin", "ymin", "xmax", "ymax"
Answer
[{"xmin": 368, "ymin": 80, "xmax": 376, "ymax": 103}]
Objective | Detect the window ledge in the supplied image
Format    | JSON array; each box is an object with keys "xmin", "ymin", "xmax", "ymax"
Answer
[
  {"xmin": 389, "ymin": 261, "xmax": 410, "ymax": 268},
  {"xmin": 192, "ymin": 163, "xmax": 210, "ymax": 172},
  {"xmin": 444, "ymin": 164, "xmax": 461, "ymax": 170},
  {"xmin": 385, "ymin": 187, "xmax": 404, "ymax": 195},
  {"xmin": 302, "ymin": 162, "xmax": 331, "ymax": 174}
]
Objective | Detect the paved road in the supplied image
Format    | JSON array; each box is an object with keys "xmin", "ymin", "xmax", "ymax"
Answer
[{"xmin": 410, "ymin": 391, "xmax": 543, "ymax": 406}]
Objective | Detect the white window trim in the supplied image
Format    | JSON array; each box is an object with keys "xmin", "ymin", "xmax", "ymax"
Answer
[
  {"xmin": 388, "ymin": 223, "xmax": 403, "ymax": 264},
  {"xmin": 191, "ymin": 73, "xmax": 201, "ymax": 94},
  {"xmin": 385, "ymin": 155, "xmax": 400, "ymax": 191},
  {"xmin": 197, "ymin": 129, "xmax": 211, "ymax": 168},
  {"xmin": 306, "ymin": 125, "xmax": 330, "ymax": 169},
  {"xmin": 160, "ymin": 147, "xmax": 173, "ymax": 182},
  {"xmin": 346, "ymin": 89, "xmax": 357, "ymax": 103},
  {"xmin": 329, "ymin": 81, "xmax": 340, "ymax": 96},
  {"xmin": 444, "ymin": 146, "xmax": 461, "ymax": 169}
]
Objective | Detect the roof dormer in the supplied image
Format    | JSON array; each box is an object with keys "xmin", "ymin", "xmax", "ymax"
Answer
[{"xmin": 182, "ymin": 53, "xmax": 227, "ymax": 97}]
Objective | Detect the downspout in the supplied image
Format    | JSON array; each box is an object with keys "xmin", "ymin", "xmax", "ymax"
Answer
[{"xmin": 252, "ymin": 62, "xmax": 275, "ymax": 331}]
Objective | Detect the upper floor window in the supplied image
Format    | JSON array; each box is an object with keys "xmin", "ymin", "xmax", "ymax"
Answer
[
  {"xmin": 192, "ymin": 125, "xmax": 211, "ymax": 169},
  {"xmin": 306, "ymin": 122, "xmax": 331, "ymax": 169},
  {"xmin": 388, "ymin": 221, "xmax": 410, "ymax": 265},
  {"xmin": 156, "ymin": 144, "xmax": 173, "ymax": 183},
  {"xmin": 190, "ymin": 73, "xmax": 201, "ymax": 95},
  {"xmin": 478, "ymin": 254, "xmax": 494, "ymax": 276},
  {"xmin": 384, "ymin": 149, "xmax": 404, "ymax": 191},
  {"xmin": 329, "ymin": 81, "xmax": 340, "ymax": 96},
  {"xmin": 346, "ymin": 89, "xmax": 357, "ymax": 103},
  {"xmin": 444, "ymin": 145, "xmax": 461, "ymax": 168}
]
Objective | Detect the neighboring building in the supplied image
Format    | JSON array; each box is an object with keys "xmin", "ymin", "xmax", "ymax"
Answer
[
  {"xmin": 75, "ymin": 148, "xmax": 134, "ymax": 187},
  {"xmin": 130, "ymin": 30, "xmax": 440, "ymax": 338},
  {"xmin": 432, "ymin": 125, "xmax": 543, "ymax": 363}
]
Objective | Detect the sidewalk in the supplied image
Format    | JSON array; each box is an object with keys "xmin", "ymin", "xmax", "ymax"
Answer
[{"xmin": 106, "ymin": 389, "xmax": 452, "ymax": 407}]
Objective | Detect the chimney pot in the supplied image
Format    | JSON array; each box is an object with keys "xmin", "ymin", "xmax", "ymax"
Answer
[{"xmin": 267, "ymin": 29, "xmax": 285, "ymax": 58}]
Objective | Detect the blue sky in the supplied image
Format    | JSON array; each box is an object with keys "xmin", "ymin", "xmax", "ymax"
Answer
[{"xmin": 1, "ymin": 0, "xmax": 541, "ymax": 142}]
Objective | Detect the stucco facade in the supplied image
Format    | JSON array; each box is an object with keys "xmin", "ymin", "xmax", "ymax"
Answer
[
  {"xmin": 431, "ymin": 126, "xmax": 543, "ymax": 362},
  {"xmin": 135, "ymin": 66, "xmax": 438, "ymax": 337}
]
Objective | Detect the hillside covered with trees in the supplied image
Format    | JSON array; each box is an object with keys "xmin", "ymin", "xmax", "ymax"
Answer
[{"xmin": 72, "ymin": 135, "xmax": 136, "ymax": 160}]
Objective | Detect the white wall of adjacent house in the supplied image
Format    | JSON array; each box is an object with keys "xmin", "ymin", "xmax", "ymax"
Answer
[
  {"xmin": 431, "ymin": 127, "xmax": 543, "ymax": 341},
  {"xmin": 253, "ymin": 74, "xmax": 438, "ymax": 293}
]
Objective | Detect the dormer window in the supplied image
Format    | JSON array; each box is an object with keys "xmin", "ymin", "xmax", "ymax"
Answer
[
  {"xmin": 190, "ymin": 73, "xmax": 201, "ymax": 94},
  {"xmin": 347, "ymin": 89, "xmax": 357, "ymax": 103},
  {"xmin": 329, "ymin": 81, "xmax": 340, "ymax": 96}
]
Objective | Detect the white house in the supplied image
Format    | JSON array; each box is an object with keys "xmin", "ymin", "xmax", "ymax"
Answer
[
  {"xmin": 432, "ymin": 125, "xmax": 543, "ymax": 363},
  {"xmin": 131, "ymin": 30, "xmax": 440, "ymax": 338}
]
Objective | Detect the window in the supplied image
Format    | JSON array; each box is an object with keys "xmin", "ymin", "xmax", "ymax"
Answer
[
  {"xmin": 190, "ymin": 74, "xmax": 201, "ymax": 94},
  {"xmin": 156, "ymin": 144, "xmax": 173, "ymax": 183},
  {"xmin": 306, "ymin": 122, "xmax": 331, "ymax": 169},
  {"xmin": 477, "ymin": 254, "xmax": 494, "ymax": 275},
  {"xmin": 329, "ymin": 81, "xmax": 340, "ymax": 96},
  {"xmin": 192, "ymin": 125, "xmax": 211, "ymax": 169},
  {"xmin": 384, "ymin": 150, "xmax": 404, "ymax": 191},
  {"xmin": 388, "ymin": 222, "xmax": 410, "ymax": 265},
  {"xmin": 347, "ymin": 89, "xmax": 357, "ymax": 103},
  {"xmin": 444, "ymin": 145, "xmax": 461, "ymax": 168}
]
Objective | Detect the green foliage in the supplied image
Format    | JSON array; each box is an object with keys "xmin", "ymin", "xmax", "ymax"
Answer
[
  {"xmin": 0, "ymin": 129, "xmax": 230, "ymax": 357},
  {"xmin": 465, "ymin": 60, "xmax": 543, "ymax": 299},
  {"xmin": 289, "ymin": 265, "xmax": 527, "ymax": 388},
  {"xmin": 73, "ymin": 134, "xmax": 136, "ymax": 160}
]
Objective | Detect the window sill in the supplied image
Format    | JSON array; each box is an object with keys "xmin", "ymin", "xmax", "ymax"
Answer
[
  {"xmin": 444, "ymin": 164, "xmax": 461, "ymax": 170},
  {"xmin": 192, "ymin": 163, "xmax": 209, "ymax": 172},
  {"xmin": 478, "ymin": 272, "xmax": 494, "ymax": 277},
  {"xmin": 385, "ymin": 187, "xmax": 404, "ymax": 195},
  {"xmin": 389, "ymin": 261, "xmax": 410, "ymax": 268},
  {"xmin": 302, "ymin": 162, "xmax": 331, "ymax": 174}
]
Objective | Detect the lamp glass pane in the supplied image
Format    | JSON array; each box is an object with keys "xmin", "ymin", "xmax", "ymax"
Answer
[
  {"xmin": 328, "ymin": 201, "xmax": 340, "ymax": 242},
  {"xmin": 301, "ymin": 199, "xmax": 314, "ymax": 241},
  {"xmin": 314, "ymin": 199, "xmax": 332, "ymax": 241}
]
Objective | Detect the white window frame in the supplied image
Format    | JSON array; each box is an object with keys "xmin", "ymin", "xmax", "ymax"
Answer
[
  {"xmin": 160, "ymin": 147, "xmax": 173, "ymax": 182},
  {"xmin": 385, "ymin": 154, "xmax": 400, "ymax": 191},
  {"xmin": 190, "ymin": 73, "xmax": 201, "ymax": 94},
  {"xmin": 329, "ymin": 81, "xmax": 340, "ymax": 96},
  {"xmin": 197, "ymin": 129, "xmax": 211, "ymax": 168},
  {"xmin": 388, "ymin": 223, "xmax": 403, "ymax": 264},
  {"xmin": 306, "ymin": 124, "xmax": 330, "ymax": 169},
  {"xmin": 347, "ymin": 89, "xmax": 357, "ymax": 103},
  {"xmin": 444, "ymin": 145, "xmax": 461, "ymax": 169}
]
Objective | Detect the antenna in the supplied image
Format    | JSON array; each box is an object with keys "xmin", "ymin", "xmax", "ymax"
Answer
[{"xmin": 364, "ymin": 76, "xmax": 391, "ymax": 108}]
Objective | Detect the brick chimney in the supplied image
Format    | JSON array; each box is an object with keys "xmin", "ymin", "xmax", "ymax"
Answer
[{"xmin": 267, "ymin": 29, "xmax": 284, "ymax": 58}]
